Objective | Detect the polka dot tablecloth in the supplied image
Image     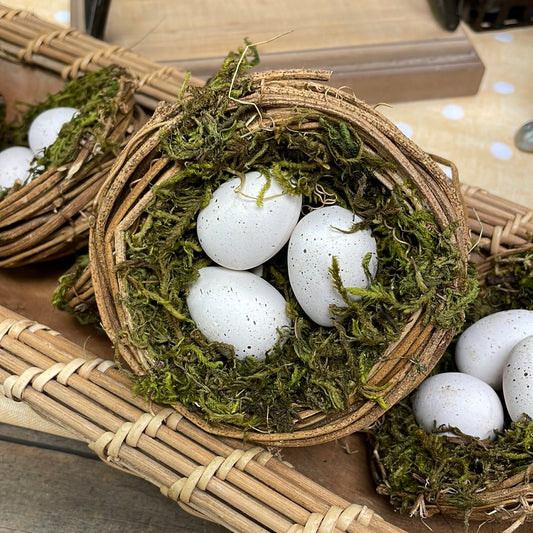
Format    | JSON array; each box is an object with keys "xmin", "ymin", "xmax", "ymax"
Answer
[
  {"xmin": 3, "ymin": 1, "xmax": 533, "ymax": 208},
  {"xmin": 382, "ymin": 25, "xmax": 533, "ymax": 209}
]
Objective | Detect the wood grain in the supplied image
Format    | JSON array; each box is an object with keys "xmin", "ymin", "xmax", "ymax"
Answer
[
  {"xmin": 103, "ymin": 0, "xmax": 485, "ymax": 103},
  {"xmin": 0, "ymin": 423, "xmax": 228, "ymax": 533}
]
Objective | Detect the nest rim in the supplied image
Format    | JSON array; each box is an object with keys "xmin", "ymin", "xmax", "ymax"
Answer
[{"xmin": 89, "ymin": 68, "xmax": 473, "ymax": 447}]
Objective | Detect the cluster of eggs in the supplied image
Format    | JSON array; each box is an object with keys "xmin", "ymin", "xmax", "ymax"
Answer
[
  {"xmin": 186, "ymin": 170, "xmax": 378, "ymax": 361},
  {"xmin": 0, "ymin": 106, "xmax": 79, "ymax": 190},
  {"xmin": 412, "ymin": 309, "xmax": 533, "ymax": 441}
]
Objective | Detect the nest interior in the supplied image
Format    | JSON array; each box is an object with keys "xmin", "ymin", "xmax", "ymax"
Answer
[{"xmin": 89, "ymin": 45, "xmax": 476, "ymax": 446}]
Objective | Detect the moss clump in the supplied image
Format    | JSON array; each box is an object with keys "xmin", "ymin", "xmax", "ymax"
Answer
[
  {"xmin": 0, "ymin": 65, "xmax": 128, "ymax": 200},
  {"xmin": 52, "ymin": 254, "xmax": 101, "ymax": 328},
  {"xmin": 372, "ymin": 401, "xmax": 533, "ymax": 520},
  {"xmin": 117, "ymin": 44, "xmax": 477, "ymax": 433}
]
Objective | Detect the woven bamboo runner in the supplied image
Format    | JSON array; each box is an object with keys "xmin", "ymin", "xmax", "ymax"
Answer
[
  {"xmin": 0, "ymin": 4, "xmax": 203, "ymax": 110},
  {"xmin": 0, "ymin": 303, "xmax": 406, "ymax": 533},
  {"xmin": 461, "ymin": 184, "xmax": 533, "ymax": 255}
]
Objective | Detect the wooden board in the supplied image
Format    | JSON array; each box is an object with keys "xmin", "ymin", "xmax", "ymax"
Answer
[
  {"xmin": 102, "ymin": 0, "xmax": 485, "ymax": 104},
  {"xmin": 0, "ymin": 423, "xmax": 228, "ymax": 533},
  {"xmin": 0, "ymin": 59, "xmax": 64, "ymax": 120}
]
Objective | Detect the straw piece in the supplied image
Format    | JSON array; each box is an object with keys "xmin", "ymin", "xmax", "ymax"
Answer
[{"xmin": 0, "ymin": 304, "xmax": 406, "ymax": 533}]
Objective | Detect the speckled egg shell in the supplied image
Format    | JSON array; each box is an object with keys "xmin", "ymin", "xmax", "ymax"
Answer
[
  {"xmin": 503, "ymin": 334, "xmax": 533, "ymax": 421},
  {"xmin": 287, "ymin": 205, "xmax": 377, "ymax": 327},
  {"xmin": 412, "ymin": 372, "xmax": 505, "ymax": 441},
  {"xmin": 455, "ymin": 309, "xmax": 533, "ymax": 390},
  {"xmin": 196, "ymin": 171, "xmax": 302, "ymax": 270},
  {"xmin": 186, "ymin": 266, "xmax": 291, "ymax": 361},
  {"xmin": 0, "ymin": 146, "xmax": 34, "ymax": 189},
  {"xmin": 28, "ymin": 107, "xmax": 79, "ymax": 155}
]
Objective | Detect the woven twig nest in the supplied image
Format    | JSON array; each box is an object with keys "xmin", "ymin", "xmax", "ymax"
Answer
[
  {"xmin": 370, "ymin": 191, "xmax": 533, "ymax": 527},
  {"xmin": 370, "ymin": 404, "xmax": 533, "ymax": 527},
  {"xmin": 52, "ymin": 253, "xmax": 99, "ymax": 327},
  {"xmin": 88, "ymin": 49, "xmax": 473, "ymax": 447},
  {"xmin": 0, "ymin": 64, "xmax": 139, "ymax": 267}
]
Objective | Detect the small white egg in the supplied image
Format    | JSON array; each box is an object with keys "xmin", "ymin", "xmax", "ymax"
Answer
[
  {"xmin": 28, "ymin": 106, "xmax": 79, "ymax": 154},
  {"xmin": 196, "ymin": 170, "xmax": 302, "ymax": 270},
  {"xmin": 503, "ymin": 334, "xmax": 533, "ymax": 421},
  {"xmin": 287, "ymin": 205, "xmax": 377, "ymax": 327},
  {"xmin": 0, "ymin": 146, "xmax": 34, "ymax": 189},
  {"xmin": 186, "ymin": 266, "xmax": 291, "ymax": 361},
  {"xmin": 455, "ymin": 309, "xmax": 533, "ymax": 389},
  {"xmin": 412, "ymin": 372, "xmax": 505, "ymax": 441}
]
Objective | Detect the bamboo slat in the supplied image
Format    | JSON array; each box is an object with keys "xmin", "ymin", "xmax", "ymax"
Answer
[
  {"xmin": 0, "ymin": 303, "xmax": 406, "ymax": 533},
  {"xmin": 0, "ymin": 4, "xmax": 203, "ymax": 111},
  {"xmin": 461, "ymin": 184, "xmax": 533, "ymax": 255}
]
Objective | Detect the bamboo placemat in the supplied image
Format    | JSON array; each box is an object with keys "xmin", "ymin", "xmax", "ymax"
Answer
[
  {"xmin": 0, "ymin": 4, "xmax": 203, "ymax": 110},
  {"xmin": 0, "ymin": 303, "xmax": 406, "ymax": 533},
  {"xmin": 461, "ymin": 183, "xmax": 533, "ymax": 255}
]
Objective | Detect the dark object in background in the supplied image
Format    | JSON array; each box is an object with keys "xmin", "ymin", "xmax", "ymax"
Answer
[
  {"xmin": 429, "ymin": 0, "xmax": 463, "ymax": 30},
  {"xmin": 71, "ymin": 0, "xmax": 111, "ymax": 39},
  {"xmin": 430, "ymin": 0, "xmax": 533, "ymax": 31}
]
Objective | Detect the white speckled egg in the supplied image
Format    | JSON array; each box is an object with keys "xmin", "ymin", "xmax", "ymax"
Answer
[
  {"xmin": 455, "ymin": 309, "xmax": 533, "ymax": 390},
  {"xmin": 412, "ymin": 372, "xmax": 505, "ymax": 441},
  {"xmin": 287, "ymin": 205, "xmax": 377, "ymax": 327},
  {"xmin": 503, "ymin": 334, "xmax": 533, "ymax": 421},
  {"xmin": 196, "ymin": 171, "xmax": 302, "ymax": 270},
  {"xmin": 0, "ymin": 146, "xmax": 34, "ymax": 189},
  {"xmin": 28, "ymin": 106, "xmax": 79, "ymax": 154},
  {"xmin": 186, "ymin": 266, "xmax": 291, "ymax": 361}
]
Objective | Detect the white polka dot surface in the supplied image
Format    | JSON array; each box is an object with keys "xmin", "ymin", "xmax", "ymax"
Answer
[
  {"xmin": 1, "ymin": 0, "xmax": 69, "ymax": 26},
  {"xmin": 492, "ymin": 81, "xmax": 515, "ymax": 94},
  {"xmin": 380, "ymin": 25, "xmax": 533, "ymax": 208},
  {"xmin": 490, "ymin": 142, "xmax": 513, "ymax": 160},
  {"xmin": 53, "ymin": 9, "xmax": 69, "ymax": 24},
  {"xmin": 494, "ymin": 33, "xmax": 515, "ymax": 42},
  {"xmin": 442, "ymin": 104, "xmax": 465, "ymax": 120},
  {"xmin": 394, "ymin": 121, "xmax": 414, "ymax": 139}
]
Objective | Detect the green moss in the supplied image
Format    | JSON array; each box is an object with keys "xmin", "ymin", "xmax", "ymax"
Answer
[
  {"xmin": 373, "ymin": 401, "xmax": 533, "ymax": 518},
  {"xmin": 117, "ymin": 44, "xmax": 476, "ymax": 433},
  {"xmin": 52, "ymin": 254, "xmax": 101, "ymax": 328}
]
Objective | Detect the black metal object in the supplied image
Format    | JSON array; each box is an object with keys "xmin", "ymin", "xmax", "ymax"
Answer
[
  {"xmin": 429, "ymin": 0, "xmax": 533, "ymax": 31},
  {"xmin": 462, "ymin": 0, "xmax": 533, "ymax": 30},
  {"xmin": 428, "ymin": 0, "xmax": 462, "ymax": 30},
  {"xmin": 84, "ymin": 0, "xmax": 111, "ymax": 40}
]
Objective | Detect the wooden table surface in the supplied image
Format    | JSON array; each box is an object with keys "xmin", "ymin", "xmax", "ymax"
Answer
[{"xmin": 0, "ymin": 1, "xmax": 532, "ymax": 532}]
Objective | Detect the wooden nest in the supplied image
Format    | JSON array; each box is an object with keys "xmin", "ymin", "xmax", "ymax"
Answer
[
  {"xmin": 0, "ymin": 64, "xmax": 141, "ymax": 267},
  {"xmin": 84, "ymin": 46, "xmax": 473, "ymax": 447}
]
